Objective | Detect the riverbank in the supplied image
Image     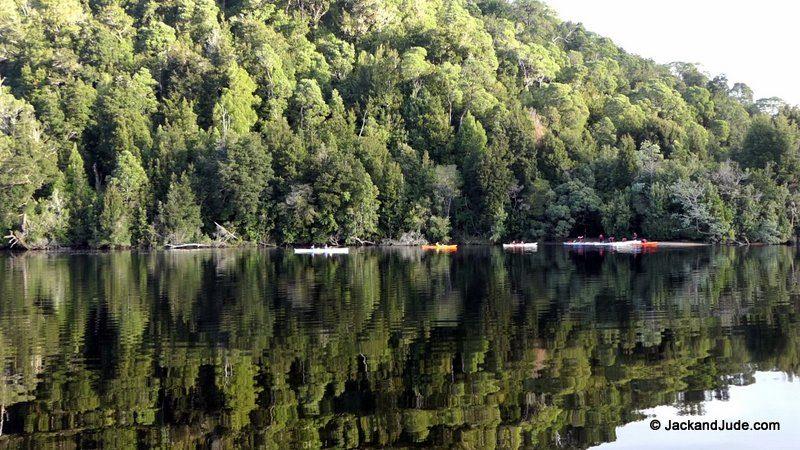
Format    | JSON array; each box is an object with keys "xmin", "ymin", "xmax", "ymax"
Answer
[{"xmin": 4, "ymin": 240, "xmax": 771, "ymax": 254}]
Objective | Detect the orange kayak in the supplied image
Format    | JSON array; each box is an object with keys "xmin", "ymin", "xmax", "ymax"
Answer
[
  {"xmin": 640, "ymin": 241, "xmax": 659, "ymax": 248},
  {"xmin": 421, "ymin": 244, "xmax": 458, "ymax": 251}
]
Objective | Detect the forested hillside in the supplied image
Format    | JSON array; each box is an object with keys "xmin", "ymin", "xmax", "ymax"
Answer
[{"xmin": 2, "ymin": 0, "xmax": 799, "ymax": 248}]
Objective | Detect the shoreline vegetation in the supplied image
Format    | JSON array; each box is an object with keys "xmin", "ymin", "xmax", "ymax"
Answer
[
  {"xmin": 3, "ymin": 1, "xmax": 800, "ymax": 251},
  {"xmin": 3, "ymin": 241, "xmax": 719, "ymax": 254}
]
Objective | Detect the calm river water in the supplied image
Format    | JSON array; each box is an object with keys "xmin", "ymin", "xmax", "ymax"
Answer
[{"xmin": 0, "ymin": 245, "xmax": 798, "ymax": 448}]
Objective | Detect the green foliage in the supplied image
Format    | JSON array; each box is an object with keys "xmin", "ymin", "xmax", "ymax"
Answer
[
  {"xmin": 157, "ymin": 174, "xmax": 204, "ymax": 244},
  {"xmin": 400, "ymin": 47, "xmax": 434, "ymax": 87},
  {"xmin": 737, "ymin": 115, "xmax": 800, "ymax": 177},
  {"xmin": 432, "ymin": 164, "xmax": 462, "ymax": 218},
  {"xmin": 22, "ymin": 180, "xmax": 70, "ymax": 248},
  {"xmin": 546, "ymin": 180, "xmax": 602, "ymax": 237},
  {"xmin": 277, "ymin": 183, "xmax": 317, "ymax": 244},
  {"xmin": 214, "ymin": 62, "xmax": 261, "ymax": 135},
  {"xmin": 427, "ymin": 215, "xmax": 452, "ymax": 242},
  {"xmin": 63, "ymin": 146, "xmax": 95, "ymax": 245},
  {"xmin": 669, "ymin": 179, "xmax": 733, "ymax": 241},
  {"xmin": 312, "ymin": 151, "xmax": 380, "ymax": 243},
  {"xmin": 0, "ymin": 86, "xmax": 56, "ymax": 233},
  {"xmin": 89, "ymin": 69, "xmax": 158, "ymax": 179},
  {"xmin": 290, "ymin": 79, "xmax": 329, "ymax": 131},
  {"xmin": 97, "ymin": 150, "xmax": 149, "ymax": 248},
  {"xmin": 601, "ymin": 189, "xmax": 633, "ymax": 237},
  {"xmin": 476, "ymin": 132, "xmax": 514, "ymax": 241},
  {"xmin": 604, "ymin": 95, "xmax": 646, "ymax": 136},
  {"xmin": 3, "ymin": 0, "xmax": 800, "ymax": 247},
  {"xmin": 531, "ymin": 82, "xmax": 589, "ymax": 135},
  {"xmin": 149, "ymin": 98, "xmax": 204, "ymax": 203},
  {"xmin": 214, "ymin": 133, "xmax": 273, "ymax": 242}
]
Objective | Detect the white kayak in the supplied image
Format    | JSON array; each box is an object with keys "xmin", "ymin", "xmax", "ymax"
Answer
[
  {"xmin": 563, "ymin": 240, "xmax": 642, "ymax": 248},
  {"xmin": 294, "ymin": 247, "xmax": 350, "ymax": 255},
  {"xmin": 502, "ymin": 243, "xmax": 538, "ymax": 250}
]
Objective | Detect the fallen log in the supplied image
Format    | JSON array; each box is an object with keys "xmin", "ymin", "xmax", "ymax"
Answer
[
  {"xmin": 213, "ymin": 222, "xmax": 238, "ymax": 242},
  {"xmin": 351, "ymin": 237, "xmax": 375, "ymax": 246},
  {"xmin": 4, "ymin": 230, "xmax": 29, "ymax": 250}
]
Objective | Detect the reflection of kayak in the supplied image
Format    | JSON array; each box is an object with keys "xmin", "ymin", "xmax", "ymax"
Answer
[
  {"xmin": 614, "ymin": 246, "xmax": 643, "ymax": 254},
  {"xmin": 294, "ymin": 247, "xmax": 349, "ymax": 255},
  {"xmin": 422, "ymin": 244, "xmax": 458, "ymax": 251},
  {"xmin": 502, "ymin": 243, "xmax": 538, "ymax": 250},
  {"xmin": 564, "ymin": 240, "xmax": 642, "ymax": 248}
]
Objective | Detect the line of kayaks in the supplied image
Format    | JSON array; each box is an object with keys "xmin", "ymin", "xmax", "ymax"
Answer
[
  {"xmin": 292, "ymin": 241, "xmax": 658, "ymax": 255},
  {"xmin": 293, "ymin": 244, "xmax": 462, "ymax": 254},
  {"xmin": 292, "ymin": 244, "xmax": 463, "ymax": 254},
  {"xmin": 293, "ymin": 243, "xmax": 536, "ymax": 254}
]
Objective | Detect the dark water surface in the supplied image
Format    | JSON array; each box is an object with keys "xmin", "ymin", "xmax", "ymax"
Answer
[{"xmin": 1, "ymin": 246, "xmax": 799, "ymax": 449}]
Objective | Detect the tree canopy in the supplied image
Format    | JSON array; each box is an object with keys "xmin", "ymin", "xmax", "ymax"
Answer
[{"xmin": 2, "ymin": 0, "xmax": 799, "ymax": 247}]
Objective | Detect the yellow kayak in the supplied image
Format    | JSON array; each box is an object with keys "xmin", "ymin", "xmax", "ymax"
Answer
[{"xmin": 421, "ymin": 244, "xmax": 458, "ymax": 252}]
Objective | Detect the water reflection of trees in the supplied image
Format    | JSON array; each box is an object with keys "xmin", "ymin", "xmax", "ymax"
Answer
[{"xmin": 0, "ymin": 246, "xmax": 798, "ymax": 448}]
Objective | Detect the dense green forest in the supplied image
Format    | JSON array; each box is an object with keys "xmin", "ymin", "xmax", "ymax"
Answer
[
  {"xmin": 2, "ymin": 0, "xmax": 800, "ymax": 247},
  {"xmin": 1, "ymin": 247, "xmax": 799, "ymax": 447}
]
